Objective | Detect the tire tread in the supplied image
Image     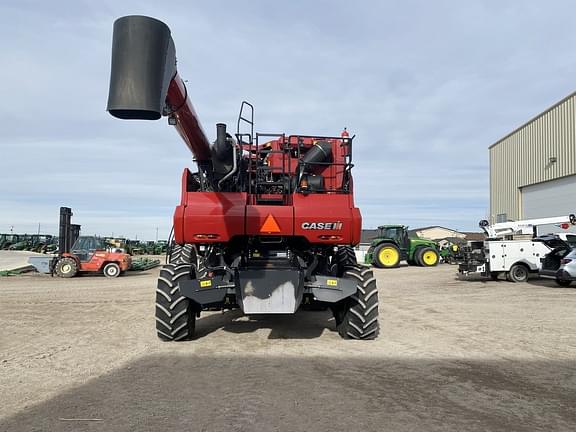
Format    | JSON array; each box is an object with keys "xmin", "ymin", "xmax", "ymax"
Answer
[
  {"xmin": 335, "ymin": 265, "xmax": 379, "ymax": 340},
  {"xmin": 155, "ymin": 245, "xmax": 197, "ymax": 341}
]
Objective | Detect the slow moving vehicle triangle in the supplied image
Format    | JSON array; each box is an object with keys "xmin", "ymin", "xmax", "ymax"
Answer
[{"xmin": 260, "ymin": 214, "xmax": 281, "ymax": 233}]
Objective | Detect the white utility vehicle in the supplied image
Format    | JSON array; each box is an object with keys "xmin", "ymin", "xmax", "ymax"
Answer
[{"xmin": 458, "ymin": 214, "xmax": 576, "ymax": 282}]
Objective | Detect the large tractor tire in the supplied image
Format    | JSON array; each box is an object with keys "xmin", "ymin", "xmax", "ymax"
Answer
[
  {"xmin": 372, "ymin": 243, "xmax": 401, "ymax": 268},
  {"xmin": 507, "ymin": 264, "xmax": 529, "ymax": 283},
  {"xmin": 156, "ymin": 245, "xmax": 199, "ymax": 341},
  {"xmin": 168, "ymin": 243, "xmax": 195, "ymax": 264},
  {"xmin": 335, "ymin": 246, "xmax": 357, "ymax": 269},
  {"xmin": 169, "ymin": 243, "xmax": 207, "ymax": 278},
  {"xmin": 416, "ymin": 247, "xmax": 439, "ymax": 267},
  {"xmin": 54, "ymin": 257, "xmax": 78, "ymax": 278},
  {"xmin": 155, "ymin": 263, "xmax": 197, "ymax": 341},
  {"xmin": 334, "ymin": 265, "xmax": 379, "ymax": 340}
]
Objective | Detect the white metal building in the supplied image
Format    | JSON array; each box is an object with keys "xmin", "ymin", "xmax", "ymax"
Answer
[
  {"xmin": 490, "ymin": 91, "xmax": 576, "ymax": 233},
  {"xmin": 410, "ymin": 226, "xmax": 466, "ymax": 241}
]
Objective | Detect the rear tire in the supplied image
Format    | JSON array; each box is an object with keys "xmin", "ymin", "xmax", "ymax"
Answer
[
  {"xmin": 169, "ymin": 243, "xmax": 207, "ymax": 278},
  {"xmin": 169, "ymin": 243, "xmax": 196, "ymax": 264},
  {"xmin": 54, "ymin": 257, "xmax": 78, "ymax": 278},
  {"xmin": 372, "ymin": 243, "xmax": 400, "ymax": 268},
  {"xmin": 508, "ymin": 264, "xmax": 529, "ymax": 283},
  {"xmin": 103, "ymin": 262, "xmax": 121, "ymax": 278},
  {"xmin": 556, "ymin": 278, "xmax": 572, "ymax": 287},
  {"xmin": 336, "ymin": 246, "xmax": 357, "ymax": 265},
  {"xmin": 335, "ymin": 246, "xmax": 357, "ymax": 275},
  {"xmin": 156, "ymin": 264, "xmax": 196, "ymax": 341},
  {"xmin": 334, "ymin": 265, "xmax": 379, "ymax": 340}
]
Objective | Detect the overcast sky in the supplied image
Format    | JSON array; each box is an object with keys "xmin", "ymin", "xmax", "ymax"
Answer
[{"xmin": 1, "ymin": 1, "xmax": 575, "ymax": 240}]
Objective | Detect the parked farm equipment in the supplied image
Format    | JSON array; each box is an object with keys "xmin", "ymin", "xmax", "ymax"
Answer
[
  {"xmin": 107, "ymin": 15, "xmax": 378, "ymax": 340},
  {"xmin": 49, "ymin": 207, "xmax": 132, "ymax": 278},
  {"xmin": 1, "ymin": 234, "xmax": 57, "ymax": 253},
  {"xmin": 364, "ymin": 225, "xmax": 439, "ymax": 268}
]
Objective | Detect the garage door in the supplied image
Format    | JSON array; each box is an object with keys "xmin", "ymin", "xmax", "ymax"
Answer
[{"xmin": 522, "ymin": 174, "xmax": 576, "ymax": 234}]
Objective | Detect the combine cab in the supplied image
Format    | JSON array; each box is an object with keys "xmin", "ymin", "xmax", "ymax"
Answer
[{"xmin": 106, "ymin": 15, "xmax": 379, "ymax": 340}]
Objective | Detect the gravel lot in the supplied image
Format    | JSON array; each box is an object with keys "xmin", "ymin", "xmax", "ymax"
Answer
[{"xmin": 1, "ymin": 264, "xmax": 575, "ymax": 431}]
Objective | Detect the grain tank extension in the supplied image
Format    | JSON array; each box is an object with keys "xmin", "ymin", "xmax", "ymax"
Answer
[{"xmin": 107, "ymin": 15, "xmax": 379, "ymax": 340}]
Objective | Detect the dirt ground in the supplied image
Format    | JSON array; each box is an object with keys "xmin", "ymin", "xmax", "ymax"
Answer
[{"xmin": 1, "ymin": 264, "xmax": 575, "ymax": 431}]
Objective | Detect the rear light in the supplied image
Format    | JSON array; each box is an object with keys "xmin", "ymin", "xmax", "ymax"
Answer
[
  {"xmin": 318, "ymin": 235, "xmax": 342, "ymax": 241},
  {"xmin": 194, "ymin": 234, "xmax": 220, "ymax": 240},
  {"xmin": 561, "ymin": 258, "xmax": 572, "ymax": 265}
]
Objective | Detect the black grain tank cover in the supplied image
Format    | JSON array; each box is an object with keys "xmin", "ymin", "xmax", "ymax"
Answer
[{"xmin": 107, "ymin": 15, "xmax": 176, "ymax": 120}]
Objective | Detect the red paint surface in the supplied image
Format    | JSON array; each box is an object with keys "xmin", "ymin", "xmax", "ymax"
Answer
[{"xmin": 173, "ymin": 134, "xmax": 362, "ymax": 246}]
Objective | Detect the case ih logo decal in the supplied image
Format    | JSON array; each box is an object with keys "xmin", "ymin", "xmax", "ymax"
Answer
[{"xmin": 301, "ymin": 222, "xmax": 343, "ymax": 230}]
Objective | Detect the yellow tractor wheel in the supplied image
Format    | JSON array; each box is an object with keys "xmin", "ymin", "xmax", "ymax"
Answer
[
  {"xmin": 373, "ymin": 244, "xmax": 401, "ymax": 268},
  {"xmin": 417, "ymin": 247, "xmax": 439, "ymax": 267}
]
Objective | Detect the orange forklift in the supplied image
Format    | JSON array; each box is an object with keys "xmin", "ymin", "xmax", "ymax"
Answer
[{"xmin": 51, "ymin": 207, "xmax": 131, "ymax": 278}]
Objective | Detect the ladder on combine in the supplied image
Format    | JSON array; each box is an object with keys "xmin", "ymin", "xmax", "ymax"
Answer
[{"xmin": 236, "ymin": 101, "xmax": 292, "ymax": 206}]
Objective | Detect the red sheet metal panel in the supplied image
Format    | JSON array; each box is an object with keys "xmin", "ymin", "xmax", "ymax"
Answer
[
  {"xmin": 245, "ymin": 205, "xmax": 294, "ymax": 236},
  {"xmin": 179, "ymin": 192, "xmax": 247, "ymax": 243},
  {"xmin": 293, "ymin": 194, "xmax": 360, "ymax": 245}
]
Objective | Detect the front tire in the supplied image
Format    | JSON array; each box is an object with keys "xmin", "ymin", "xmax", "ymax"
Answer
[
  {"xmin": 54, "ymin": 257, "xmax": 78, "ymax": 278},
  {"xmin": 417, "ymin": 247, "xmax": 439, "ymax": 267},
  {"xmin": 334, "ymin": 265, "xmax": 379, "ymax": 340},
  {"xmin": 156, "ymin": 264, "xmax": 196, "ymax": 341},
  {"xmin": 555, "ymin": 278, "xmax": 572, "ymax": 287},
  {"xmin": 103, "ymin": 262, "xmax": 121, "ymax": 278}
]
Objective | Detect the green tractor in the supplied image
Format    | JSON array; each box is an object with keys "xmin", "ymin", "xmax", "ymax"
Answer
[
  {"xmin": 365, "ymin": 225, "xmax": 440, "ymax": 268},
  {"xmin": 0, "ymin": 234, "xmax": 20, "ymax": 250}
]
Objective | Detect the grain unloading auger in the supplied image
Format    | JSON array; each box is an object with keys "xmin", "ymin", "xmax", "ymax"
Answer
[{"xmin": 107, "ymin": 15, "xmax": 379, "ymax": 340}]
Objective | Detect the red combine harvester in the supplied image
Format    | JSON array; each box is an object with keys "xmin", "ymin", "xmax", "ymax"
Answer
[{"xmin": 107, "ymin": 16, "xmax": 379, "ymax": 340}]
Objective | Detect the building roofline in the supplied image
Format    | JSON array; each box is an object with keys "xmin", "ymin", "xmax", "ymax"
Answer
[
  {"xmin": 489, "ymin": 90, "xmax": 576, "ymax": 150},
  {"xmin": 410, "ymin": 225, "xmax": 461, "ymax": 232}
]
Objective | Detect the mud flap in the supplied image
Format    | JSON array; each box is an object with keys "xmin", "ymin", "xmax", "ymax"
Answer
[
  {"xmin": 178, "ymin": 275, "xmax": 232, "ymax": 306},
  {"xmin": 238, "ymin": 269, "xmax": 304, "ymax": 314},
  {"xmin": 305, "ymin": 275, "xmax": 357, "ymax": 303}
]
